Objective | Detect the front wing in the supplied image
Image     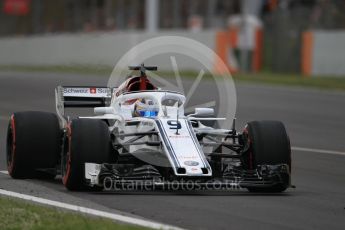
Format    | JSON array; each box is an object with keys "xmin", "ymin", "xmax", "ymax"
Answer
[{"xmin": 84, "ymin": 163, "xmax": 290, "ymax": 191}]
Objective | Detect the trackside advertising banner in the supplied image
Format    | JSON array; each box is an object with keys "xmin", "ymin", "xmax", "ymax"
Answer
[{"xmin": 3, "ymin": 0, "xmax": 30, "ymax": 16}]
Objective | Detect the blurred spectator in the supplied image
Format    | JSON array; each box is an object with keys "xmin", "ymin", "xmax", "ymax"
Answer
[
  {"xmin": 1, "ymin": 0, "xmax": 345, "ymax": 37},
  {"xmin": 188, "ymin": 15, "xmax": 203, "ymax": 32}
]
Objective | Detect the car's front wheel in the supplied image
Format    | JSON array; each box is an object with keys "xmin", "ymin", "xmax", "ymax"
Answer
[
  {"xmin": 242, "ymin": 120, "xmax": 291, "ymax": 193},
  {"xmin": 62, "ymin": 119, "xmax": 112, "ymax": 191}
]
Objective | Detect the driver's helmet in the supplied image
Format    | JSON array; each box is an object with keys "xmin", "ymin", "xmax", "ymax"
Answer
[{"xmin": 134, "ymin": 98, "xmax": 159, "ymax": 117}]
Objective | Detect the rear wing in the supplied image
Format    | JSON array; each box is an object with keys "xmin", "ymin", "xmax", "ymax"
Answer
[{"xmin": 55, "ymin": 86, "xmax": 112, "ymax": 126}]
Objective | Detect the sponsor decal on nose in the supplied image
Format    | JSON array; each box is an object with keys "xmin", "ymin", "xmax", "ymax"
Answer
[{"xmin": 184, "ymin": 161, "xmax": 199, "ymax": 166}]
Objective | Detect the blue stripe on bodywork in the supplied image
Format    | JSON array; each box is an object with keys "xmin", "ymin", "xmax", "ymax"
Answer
[
  {"xmin": 155, "ymin": 120, "xmax": 180, "ymax": 168},
  {"xmin": 184, "ymin": 119, "xmax": 209, "ymax": 169}
]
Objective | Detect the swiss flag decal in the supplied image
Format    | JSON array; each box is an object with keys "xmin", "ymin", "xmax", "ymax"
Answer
[{"xmin": 90, "ymin": 88, "xmax": 96, "ymax": 94}]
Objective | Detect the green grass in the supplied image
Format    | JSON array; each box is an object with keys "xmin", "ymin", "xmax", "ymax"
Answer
[
  {"xmin": 233, "ymin": 72, "xmax": 345, "ymax": 91},
  {"xmin": 0, "ymin": 196, "xmax": 149, "ymax": 230},
  {"xmin": 1, "ymin": 65, "xmax": 345, "ymax": 91},
  {"xmin": 0, "ymin": 65, "xmax": 111, "ymax": 75}
]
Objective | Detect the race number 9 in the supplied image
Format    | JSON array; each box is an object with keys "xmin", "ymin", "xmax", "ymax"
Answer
[{"xmin": 167, "ymin": 120, "xmax": 181, "ymax": 130}]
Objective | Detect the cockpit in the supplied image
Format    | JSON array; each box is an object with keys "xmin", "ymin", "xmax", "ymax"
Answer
[{"xmin": 114, "ymin": 91, "xmax": 185, "ymax": 119}]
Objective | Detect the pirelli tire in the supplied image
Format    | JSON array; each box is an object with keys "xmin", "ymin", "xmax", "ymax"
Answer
[
  {"xmin": 243, "ymin": 120, "xmax": 291, "ymax": 193},
  {"xmin": 6, "ymin": 111, "xmax": 61, "ymax": 179},
  {"xmin": 62, "ymin": 119, "xmax": 111, "ymax": 191}
]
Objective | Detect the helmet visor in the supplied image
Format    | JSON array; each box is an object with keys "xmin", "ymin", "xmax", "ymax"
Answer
[{"xmin": 138, "ymin": 110, "xmax": 158, "ymax": 117}]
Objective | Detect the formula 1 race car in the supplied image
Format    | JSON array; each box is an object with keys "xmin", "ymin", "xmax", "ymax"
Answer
[{"xmin": 6, "ymin": 64, "xmax": 291, "ymax": 192}]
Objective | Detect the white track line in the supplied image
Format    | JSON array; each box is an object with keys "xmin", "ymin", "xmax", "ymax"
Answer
[
  {"xmin": 0, "ymin": 188, "xmax": 183, "ymax": 230},
  {"xmin": 0, "ymin": 146, "xmax": 343, "ymax": 229},
  {"xmin": 291, "ymin": 146, "xmax": 345, "ymax": 156}
]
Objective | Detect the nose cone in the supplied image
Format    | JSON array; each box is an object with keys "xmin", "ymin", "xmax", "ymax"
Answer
[{"xmin": 185, "ymin": 166, "xmax": 203, "ymax": 176}]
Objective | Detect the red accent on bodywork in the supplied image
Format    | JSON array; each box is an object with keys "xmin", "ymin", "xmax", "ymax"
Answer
[
  {"xmin": 114, "ymin": 76, "xmax": 157, "ymax": 97},
  {"xmin": 139, "ymin": 75, "xmax": 147, "ymax": 90}
]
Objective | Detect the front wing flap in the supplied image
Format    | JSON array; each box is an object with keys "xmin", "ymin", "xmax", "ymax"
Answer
[{"xmin": 84, "ymin": 163, "xmax": 290, "ymax": 190}]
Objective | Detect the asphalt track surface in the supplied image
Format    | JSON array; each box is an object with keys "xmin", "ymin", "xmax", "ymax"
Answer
[{"xmin": 0, "ymin": 71, "xmax": 344, "ymax": 230}]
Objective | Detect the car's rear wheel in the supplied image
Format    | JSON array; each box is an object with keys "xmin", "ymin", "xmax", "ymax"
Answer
[
  {"xmin": 62, "ymin": 119, "xmax": 111, "ymax": 191},
  {"xmin": 6, "ymin": 111, "xmax": 60, "ymax": 179},
  {"xmin": 243, "ymin": 120, "xmax": 291, "ymax": 193}
]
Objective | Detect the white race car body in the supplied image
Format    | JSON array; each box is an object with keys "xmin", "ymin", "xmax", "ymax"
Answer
[
  {"xmin": 51, "ymin": 65, "xmax": 291, "ymax": 191},
  {"xmin": 57, "ymin": 87, "xmax": 215, "ymax": 178},
  {"xmin": 6, "ymin": 65, "xmax": 291, "ymax": 192}
]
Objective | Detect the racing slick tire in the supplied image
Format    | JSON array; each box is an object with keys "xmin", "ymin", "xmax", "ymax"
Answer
[
  {"xmin": 62, "ymin": 119, "xmax": 111, "ymax": 191},
  {"xmin": 6, "ymin": 111, "xmax": 60, "ymax": 179},
  {"xmin": 243, "ymin": 120, "xmax": 291, "ymax": 193}
]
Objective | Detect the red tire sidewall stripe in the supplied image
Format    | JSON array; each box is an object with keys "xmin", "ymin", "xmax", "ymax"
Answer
[
  {"xmin": 8, "ymin": 114, "xmax": 16, "ymax": 174},
  {"xmin": 243, "ymin": 127, "xmax": 253, "ymax": 169},
  {"xmin": 62, "ymin": 123, "xmax": 72, "ymax": 185}
]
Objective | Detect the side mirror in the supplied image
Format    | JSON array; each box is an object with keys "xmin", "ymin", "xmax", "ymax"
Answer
[
  {"xmin": 94, "ymin": 107, "xmax": 115, "ymax": 115},
  {"xmin": 192, "ymin": 108, "xmax": 214, "ymax": 117}
]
